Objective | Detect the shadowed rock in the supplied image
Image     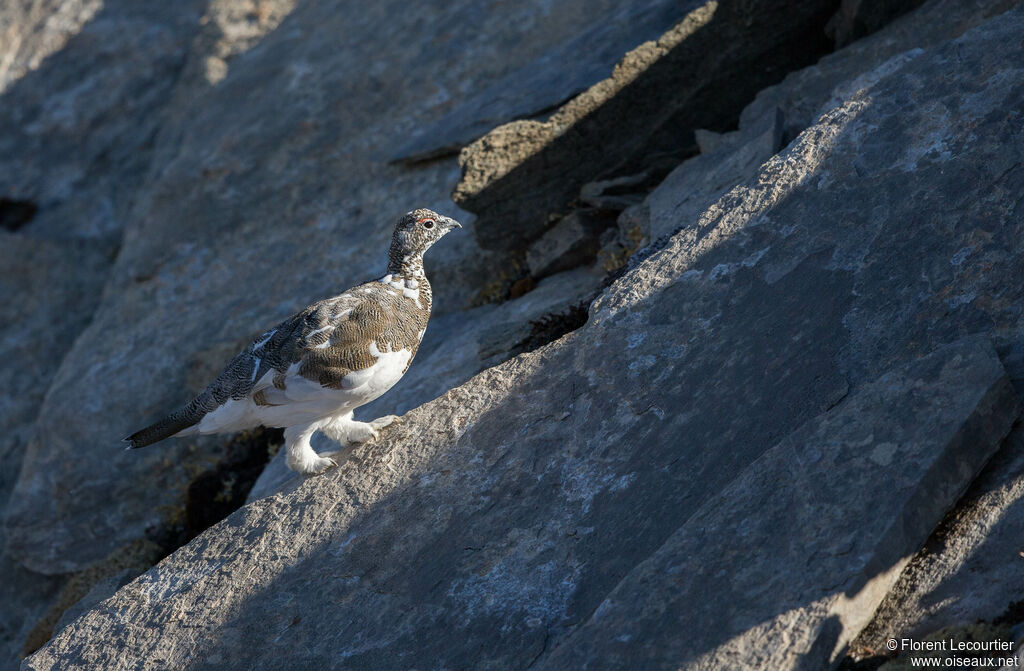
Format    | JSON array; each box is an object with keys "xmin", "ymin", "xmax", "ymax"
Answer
[
  {"xmin": 536, "ymin": 337, "xmax": 1019, "ymax": 670},
  {"xmin": 388, "ymin": 0, "xmax": 702, "ymax": 164},
  {"xmin": 0, "ymin": 235, "xmax": 108, "ymax": 505},
  {"xmin": 453, "ymin": 0, "xmax": 837, "ymax": 252},
  {"xmin": 647, "ymin": 106, "xmax": 785, "ymax": 242},
  {"xmin": 526, "ymin": 209, "xmax": 619, "ymax": 278},
  {"xmin": 23, "ymin": 5, "xmax": 1024, "ymax": 668},
  {"xmin": 0, "ymin": 0, "xmax": 207, "ymax": 243},
  {"xmin": 825, "ymin": 0, "xmax": 926, "ymax": 48},
  {"xmin": 849, "ymin": 421, "xmax": 1024, "ymax": 661},
  {"xmin": 739, "ymin": 0, "xmax": 1021, "ymax": 143},
  {"xmin": 1, "ymin": 0, "xmax": 654, "ymax": 577},
  {"xmin": 0, "ymin": 234, "xmax": 109, "ymax": 667}
]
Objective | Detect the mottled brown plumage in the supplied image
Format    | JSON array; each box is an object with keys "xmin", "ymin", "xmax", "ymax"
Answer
[{"xmin": 298, "ymin": 282, "xmax": 430, "ymax": 389}]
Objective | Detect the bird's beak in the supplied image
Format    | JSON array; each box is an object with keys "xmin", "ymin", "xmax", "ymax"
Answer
[{"xmin": 444, "ymin": 217, "xmax": 462, "ymax": 230}]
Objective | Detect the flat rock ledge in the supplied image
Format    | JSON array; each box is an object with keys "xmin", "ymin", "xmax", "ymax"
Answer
[{"xmin": 537, "ymin": 336, "xmax": 1020, "ymax": 670}]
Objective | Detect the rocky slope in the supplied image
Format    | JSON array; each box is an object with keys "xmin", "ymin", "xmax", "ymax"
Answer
[{"xmin": 4, "ymin": 0, "xmax": 1024, "ymax": 668}]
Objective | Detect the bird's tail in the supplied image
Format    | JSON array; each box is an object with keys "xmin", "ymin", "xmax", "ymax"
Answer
[{"xmin": 123, "ymin": 400, "xmax": 205, "ymax": 449}]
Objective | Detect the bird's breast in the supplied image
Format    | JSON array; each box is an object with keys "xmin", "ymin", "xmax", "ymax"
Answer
[{"xmin": 338, "ymin": 341, "xmax": 413, "ymax": 400}]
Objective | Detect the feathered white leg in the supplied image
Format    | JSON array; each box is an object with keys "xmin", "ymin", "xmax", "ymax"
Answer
[
  {"xmin": 285, "ymin": 423, "xmax": 336, "ymax": 475},
  {"xmin": 321, "ymin": 412, "xmax": 399, "ymax": 445}
]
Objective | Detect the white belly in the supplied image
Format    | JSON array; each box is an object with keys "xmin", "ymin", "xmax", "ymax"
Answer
[
  {"xmin": 195, "ymin": 343, "xmax": 413, "ymax": 433},
  {"xmin": 337, "ymin": 342, "xmax": 412, "ymax": 400}
]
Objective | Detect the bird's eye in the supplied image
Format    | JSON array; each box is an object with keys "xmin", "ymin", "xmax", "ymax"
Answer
[{"xmin": 422, "ymin": 220, "xmax": 435, "ymax": 229}]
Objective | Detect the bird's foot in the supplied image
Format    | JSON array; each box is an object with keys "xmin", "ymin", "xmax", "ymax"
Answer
[
  {"xmin": 346, "ymin": 415, "xmax": 400, "ymax": 444},
  {"xmin": 290, "ymin": 453, "xmax": 338, "ymax": 476},
  {"xmin": 370, "ymin": 414, "xmax": 400, "ymax": 431}
]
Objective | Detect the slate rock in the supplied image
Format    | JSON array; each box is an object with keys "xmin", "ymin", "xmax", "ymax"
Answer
[
  {"xmin": 649, "ymin": 0, "xmax": 1019, "ymax": 251},
  {"xmin": 0, "ymin": 235, "xmax": 111, "ymax": 664},
  {"xmin": 0, "ymin": 0, "xmax": 206, "ymax": 243},
  {"xmin": 0, "ymin": 553, "xmax": 63, "ymax": 671},
  {"xmin": 17, "ymin": 539, "xmax": 162, "ymax": 662},
  {"xmin": 579, "ymin": 173, "xmax": 650, "ymax": 210},
  {"xmin": 739, "ymin": 0, "xmax": 1020, "ymax": 144},
  {"xmin": 2, "ymin": 0, "xmax": 651, "ymax": 575},
  {"xmin": 849, "ymin": 419, "xmax": 1024, "ymax": 657},
  {"xmin": 26, "ymin": 6, "xmax": 1024, "ymax": 667},
  {"xmin": 526, "ymin": 209, "xmax": 619, "ymax": 279},
  {"xmin": 388, "ymin": 0, "xmax": 700, "ymax": 164},
  {"xmin": 826, "ymin": 0, "xmax": 927, "ymax": 48},
  {"xmin": 50, "ymin": 570, "xmax": 140, "ymax": 641},
  {"xmin": 0, "ymin": 234, "xmax": 109, "ymax": 513},
  {"xmin": 454, "ymin": 0, "xmax": 837, "ymax": 251},
  {"xmin": 536, "ymin": 337, "xmax": 1019, "ymax": 670},
  {"xmin": 647, "ymin": 106, "xmax": 784, "ymax": 242}
]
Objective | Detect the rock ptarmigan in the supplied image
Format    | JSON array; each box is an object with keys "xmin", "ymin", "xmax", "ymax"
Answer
[{"xmin": 125, "ymin": 208, "xmax": 461, "ymax": 475}]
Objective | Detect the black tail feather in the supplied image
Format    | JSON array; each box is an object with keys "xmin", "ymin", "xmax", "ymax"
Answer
[{"xmin": 124, "ymin": 402, "xmax": 204, "ymax": 449}]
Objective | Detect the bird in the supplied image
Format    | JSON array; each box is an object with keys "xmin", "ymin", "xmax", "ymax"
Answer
[{"xmin": 124, "ymin": 208, "xmax": 462, "ymax": 475}]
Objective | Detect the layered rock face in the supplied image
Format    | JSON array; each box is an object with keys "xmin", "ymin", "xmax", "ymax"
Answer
[
  {"xmin": 5, "ymin": 0, "xmax": 1024, "ymax": 669},
  {"xmin": 1, "ymin": 0, "xmax": 662, "ymax": 575},
  {"xmin": 0, "ymin": 0, "xmax": 686, "ymax": 663}
]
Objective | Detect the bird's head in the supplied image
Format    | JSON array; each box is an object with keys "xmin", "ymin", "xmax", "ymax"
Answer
[{"xmin": 388, "ymin": 208, "xmax": 462, "ymax": 273}]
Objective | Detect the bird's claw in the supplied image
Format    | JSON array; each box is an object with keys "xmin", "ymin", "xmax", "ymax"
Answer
[
  {"xmin": 299, "ymin": 455, "xmax": 337, "ymax": 476},
  {"xmin": 369, "ymin": 415, "xmax": 400, "ymax": 431},
  {"xmin": 347, "ymin": 415, "xmax": 400, "ymax": 444}
]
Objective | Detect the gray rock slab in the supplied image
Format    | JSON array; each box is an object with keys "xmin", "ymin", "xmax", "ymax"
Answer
[
  {"xmin": 0, "ymin": 234, "xmax": 109, "ymax": 509},
  {"xmin": 0, "ymin": 552, "xmax": 64, "ymax": 671},
  {"xmin": 1, "ymin": 0, "xmax": 640, "ymax": 575},
  {"xmin": 389, "ymin": 0, "xmax": 700, "ymax": 164},
  {"xmin": 50, "ymin": 569, "xmax": 139, "ymax": 641},
  {"xmin": 0, "ymin": 234, "xmax": 108, "ymax": 664},
  {"xmin": 535, "ymin": 337, "xmax": 1020, "ymax": 670},
  {"xmin": 453, "ymin": 0, "xmax": 838, "ymax": 251},
  {"xmin": 739, "ymin": 0, "xmax": 1020, "ymax": 143},
  {"xmin": 0, "ymin": 0, "xmax": 206, "ymax": 242},
  {"xmin": 850, "ymin": 419, "xmax": 1024, "ymax": 656},
  {"xmin": 526, "ymin": 209, "xmax": 619, "ymax": 278},
  {"xmin": 0, "ymin": 232, "xmax": 111, "ymax": 666},
  {"xmin": 647, "ymin": 106, "xmax": 784, "ymax": 242},
  {"xmin": 25, "ymin": 6, "xmax": 1024, "ymax": 668},
  {"xmin": 644, "ymin": 0, "xmax": 1019, "ymax": 254}
]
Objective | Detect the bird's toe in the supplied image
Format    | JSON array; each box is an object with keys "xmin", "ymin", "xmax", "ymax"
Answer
[
  {"xmin": 370, "ymin": 414, "xmax": 400, "ymax": 430},
  {"xmin": 346, "ymin": 425, "xmax": 378, "ymax": 444},
  {"xmin": 298, "ymin": 455, "xmax": 338, "ymax": 476}
]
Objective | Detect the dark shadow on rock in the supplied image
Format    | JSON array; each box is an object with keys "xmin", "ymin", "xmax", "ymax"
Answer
[
  {"xmin": 454, "ymin": 0, "xmax": 837, "ymax": 252},
  {"xmin": 24, "ymin": 3, "xmax": 1024, "ymax": 669},
  {"xmin": 151, "ymin": 428, "xmax": 285, "ymax": 554},
  {"xmin": 0, "ymin": 0, "xmax": 302, "ymax": 663},
  {"xmin": 826, "ymin": 0, "xmax": 928, "ymax": 48},
  {"xmin": 103, "ymin": 150, "xmax": 861, "ymax": 671},
  {"xmin": 847, "ymin": 414, "xmax": 1024, "ymax": 660},
  {"xmin": 0, "ymin": 198, "xmax": 37, "ymax": 232},
  {"xmin": 387, "ymin": 0, "xmax": 707, "ymax": 164}
]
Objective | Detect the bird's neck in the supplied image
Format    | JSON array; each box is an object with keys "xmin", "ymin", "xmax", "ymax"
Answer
[
  {"xmin": 385, "ymin": 253, "xmax": 433, "ymax": 310},
  {"xmin": 387, "ymin": 252, "xmax": 426, "ymax": 281}
]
